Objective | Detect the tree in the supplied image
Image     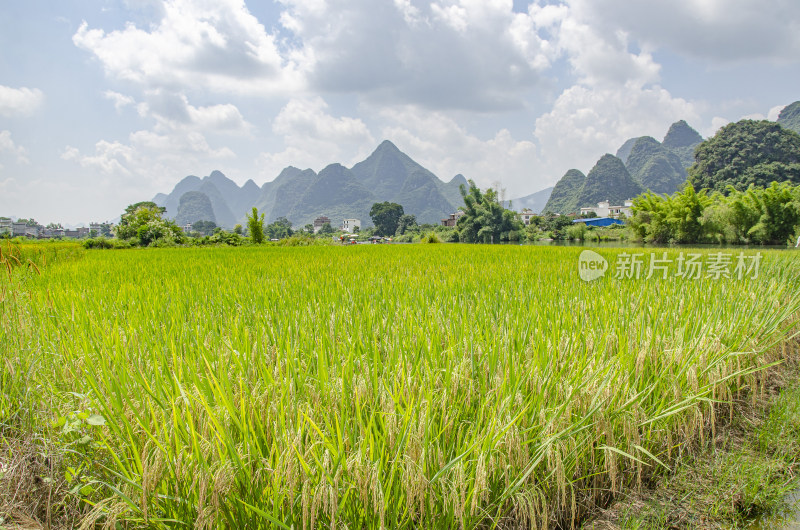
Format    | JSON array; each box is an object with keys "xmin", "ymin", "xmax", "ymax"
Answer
[
  {"xmin": 192, "ymin": 220, "xmax": 217, "ymax": 236},
  {"xmin": 247, "ymin": 207, "xmax": 265, "ymax": 244},
  {"xmin": 456, "ymin": 180, "xmax": 523, "ymax": 243},
  {"xmin": 370, "ymin": 202, "xmax": 404, "ymax": 236},
  {"xmin": 688, "ymin": 120, "xmax": 800, "ymax": 193},
  {"xmin": 266, "ymin": 217, "xmax": 293, "ymax": 239},
  {"xmin": 318, "ymin": 222, "xmax": 334, "ymax": 235},
  {"xmin": 115, "ymin": 202, "xmax": 183, "ymax": 246},
  {"xmin": 124, "ymin": 202, "xmax": 165, "ymax": 217},
  {"xmin": 396, "ymin": 214, "xmax": 417, "ymax": 235},
  {"xmin": 233, "ymin": 224, "xmax": 244, "ymax": 235}
]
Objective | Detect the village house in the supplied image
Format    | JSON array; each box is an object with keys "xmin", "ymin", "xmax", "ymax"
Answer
[
  {"xmin": 341, "ymin": 218, "xmax": 360, "ymax": 232},
  {"xmin": 580, "ymin": 200, "xmax": 633, "ymax": 219},
  {"xmin": 517, "ymin": 208, "xmax": 535, "ymax": 226},
  {"xmin": 11, "ymin": 222, "xmax": 39, "ymax": 238},
  {"xmin": 313, "ymin": 215, "xmax": 331, "ymax": 233},
  {"xmin": 440, "ymin": 210, "xmax": 464, "ymax": 227},
  {"xmin": 40, "ymin": 227, "xmax": 65, "ymax": 238}
]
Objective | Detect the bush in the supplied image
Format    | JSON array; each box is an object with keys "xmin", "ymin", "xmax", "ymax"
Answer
[
  {"xmin": 274, "ymin": 234, "xmax": 332, "ymax": 247},
  {"xmin": 566, "ymin": 223, "xmax": 587, "ymax": 241},
  {"xmin": 82, "ymin": 237, "xmax": 114, "ymax": 249},
  {"xmin": 420, "ymin": 232, "xmax": 442, "ymax": 243}
]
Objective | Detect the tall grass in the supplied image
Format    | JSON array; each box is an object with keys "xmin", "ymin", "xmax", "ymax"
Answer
[{"xmin": 2, "ymin": 245, "xmax": 799, "ymax": 528}]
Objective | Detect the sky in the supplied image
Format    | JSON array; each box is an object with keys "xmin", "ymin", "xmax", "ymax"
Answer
[{"xmin": 1, "ymin": 0, "xmax": 800, "ymax": 225}]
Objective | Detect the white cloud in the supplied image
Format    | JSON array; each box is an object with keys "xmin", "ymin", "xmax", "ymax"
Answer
[
  {"xmin": 62, "ymin": 141, "xmax": 134, "ymax": 175},
  {"xmin": 138, "ymin": 90, "xmax": 252, "ymax": 134},
  {"xmin": 534, "ymin": 83, "xmax": 699, "ymax": 180},
  {"xmin": 0, "ymin": 130, "xmax": 30, "ymax": 165},
  {"xmin": 567, "ymin": 0, "xmax": 800, "ymax": 63},
  {"xmin": 103, "ymin": 90, "xmax": 135, "ymax": 111},
  {"xmin": 768, "ymin": 105, "xmax": 784, "ymax": 121},
  {"xmin": 73, "ymin": 0, "xmax": 305, "ymax": 95},
  {"xmin": 377, "ymin": 104, "xmax": 540, "ymax": 193},
  {"xmin": 279, "ymin": 0, "xmax": 555, "ymax": 110},
  {"xmin": 0, "ymin": 86, "xmax": 44, "ymax": 117},
  {"xmin": 257, "ymin": 96, "xmax": 375, "ymax": 177},
  {"xmin": 62, "ymin": 91, "xmax": 242, "ymax": 195}
]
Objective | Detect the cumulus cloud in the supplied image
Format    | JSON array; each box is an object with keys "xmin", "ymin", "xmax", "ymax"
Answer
[
  {"xmin": 257, "ymin": 96, "xmax": 375, "ymax": 178},
  {"xmin": 62, "ymin": 90, "xmax": 242, "ymax": 194},
  {"xmin": 104, "ymin": 90, "xmax": 136, "ymax": 111},
  {"xmin": 73, "ymin": 0, "xmax": 305, "ymax": 95},
  {"xmin": 534, "ymin": 83, "xmax": 700, "ymax": 180},
  {"xmin": 768, "ymin": 105, "xmax": 785, "ymax": 121},
  {"xmin": 567, "ymin": 0, "xmax": 800, "ymax": 63},
  {"xmin": 0, "ymin": 130, "xmax": 30, "ymax": 165},
  {"xmin": 376, "ymin": 104, "xmax": 540, "ymax": 193},
  {"xmin": 137, "ymin": 90, "xmax": 253, "ymax": 134},
  {"xmin": 0, "ymin": 85, "xmax": 44, "ymax": 116},
  {"xmin": 279, "ymin": 0, "xmax": 556, "ymax": 110}
]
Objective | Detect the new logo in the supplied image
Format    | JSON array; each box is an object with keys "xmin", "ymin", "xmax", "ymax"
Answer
[{"xmin": 578, "ymin": 250, "xmax": 607, "ymax": 282}]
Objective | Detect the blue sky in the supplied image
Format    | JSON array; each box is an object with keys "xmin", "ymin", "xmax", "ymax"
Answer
[{"xmin": 1, "ymin": 0, "xmax": 799, "ymax": 225}]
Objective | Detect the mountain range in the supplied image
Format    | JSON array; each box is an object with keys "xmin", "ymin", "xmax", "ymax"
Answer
[
  {"xmin": 153, "ymin": 140, "xmax": 468, "ymax": 228},
  {"xmin": 152, "ymin": 102, "xmax": 800, "ymax": 227},
  {"xmin": 543, "ymin": 120, "xmax": 703, "ymax": 214}
]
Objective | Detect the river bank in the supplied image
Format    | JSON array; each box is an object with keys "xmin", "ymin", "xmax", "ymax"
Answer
[{"xmin": 586, "ymin": 338, "xmax": 800, "ymax": 529}]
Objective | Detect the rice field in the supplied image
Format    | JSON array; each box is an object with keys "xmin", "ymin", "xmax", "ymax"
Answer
[{"xmin": 2, "ymin": 243, "xmax": 800, "ymax": 529}]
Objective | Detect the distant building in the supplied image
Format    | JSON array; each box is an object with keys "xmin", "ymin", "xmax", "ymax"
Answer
[
  {"xmin": 11, "ymin": 222, "xmax": 36, "ymax": 237},
  {"xmin": 580, "ymin": 200, "xmax": 633, "ymax": 219},
  {"xmin": 89, "ymin": 222, "xmax": 104, "ymax": 236},
  {"xmin": 0, "ymin": 219, "xmax": 11, "ymax": 235},
  {"xmin": 40, "ymin": 227, "xmax": 65, "ymax": 238},
  {"xmin": 441, "ymin": 210, "xmax": 465, "ymax": 227},
  {"xmin": 572, "ymin": 217, "xmax": 625, "ymax": 227},
  {"xmin": 341, "ymin": 218, "xmax": 360, "ymax": 232},
  {"xmin": 182, "ymin": 224, "xmax": 193, "ymax": 233},
  {"xmin": 517, "ymin": 208, "xmax": 535, "ymax": 226},
  {"xmin": 313, "ymin": 215, "xmax": 331, "ymax": 233}
]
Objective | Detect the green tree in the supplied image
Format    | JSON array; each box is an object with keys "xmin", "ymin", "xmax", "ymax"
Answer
[
  {"xmin": 192, "ymin": 220, "xmax": 217, "ymax": 236},
  {"xmin": 456, "ymin": 180, "xmax": 523, "ymax": 243},
  {"xmin": 318, "ymin": 222, "xmax": 334, "ymax": 235},
  {"xmin": 719, "ymin": 182, "xmax": 800, "ymax": 244},
  {"xmin": 266, "ymin": 217, "xmax": 293, "ymax": 239},
  {"xmin": 396, "ymin": 214, "xmax": 417, "ymax": 235},
  {"xmin": 246, "ymin": 207, "xmax": 265, "ymax": 244},
  {"xmin": 115, "ymin": 202, "xmax": 183, "ymax": 246},
  {"xmin": 688, "ymin": 120, "xmax": 800, "ymax": 193},
  {"xmin": 233, "ymin": 224, "xmax": 243, "ymax": 235},
  {"xmin": 370, "ymin": 202, "xmax": 404, "ymax": 236}
]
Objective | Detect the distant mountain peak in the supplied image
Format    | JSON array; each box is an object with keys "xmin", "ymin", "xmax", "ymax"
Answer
[
  {"xmin": 376, "ymin": 139, "xmax": 401, "ymax": 152},
  {"xmin": 663, "ymin": 120, "xmax": 703, "ymax": 149},
  {"xmin": 155, "ymin": 139, "xmax": 464, "ymax": 229}
]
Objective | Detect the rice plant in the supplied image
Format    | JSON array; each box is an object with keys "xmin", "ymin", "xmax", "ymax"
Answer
[{"xmin": 1, "ymin": 244, "xmax": 799, "ymax": 528}]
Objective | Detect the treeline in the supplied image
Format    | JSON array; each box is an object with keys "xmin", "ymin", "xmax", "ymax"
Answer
[{"xmin": 630, "ymin": 182, "xmax": 800, "ymax": 245}]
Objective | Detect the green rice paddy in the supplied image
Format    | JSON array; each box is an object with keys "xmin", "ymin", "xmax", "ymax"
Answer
[{"xmin": 2, "ymin": 243, "xmax": 799, "ymax": 528}]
